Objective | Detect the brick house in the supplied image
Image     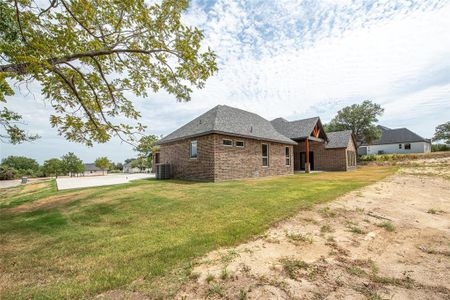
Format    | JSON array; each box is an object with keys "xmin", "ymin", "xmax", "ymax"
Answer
[
  {"xmin": 156, "ymin": 105, "xmax": 357, "ymax": 181},
  {"xmin": 271, "ymin": 118, "xmax": 357, "ymax": 172}
]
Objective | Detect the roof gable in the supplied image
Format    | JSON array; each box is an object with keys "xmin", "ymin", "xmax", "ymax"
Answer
[
  {"xmin": 325, "ymin": 130, "xmax": 355, "ymax": 149},
  {"xmin": 271, "ymin": 116, "xmax": 327, "ymax": 140},
  {"xmin": 158, "ymin": 105, "xmax": 296, "ymax": 145}
]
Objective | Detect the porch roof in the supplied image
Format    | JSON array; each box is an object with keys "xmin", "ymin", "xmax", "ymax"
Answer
[{"xmin": 271, "ymin": 117, "xmax": 328, "ymax": 141}]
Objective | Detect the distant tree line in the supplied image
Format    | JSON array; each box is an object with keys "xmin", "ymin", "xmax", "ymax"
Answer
[
  {"xmin": 0, "ymin": 153, "xmax": 122, "ymax": 180},
  {"xmin": 0, "ymin": 134, "xmax": 160, "ymax": 180}
]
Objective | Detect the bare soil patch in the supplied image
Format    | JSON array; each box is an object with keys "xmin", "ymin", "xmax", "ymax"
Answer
[{"xmin": 178, "ymin": 159, "xmax": 450, "ymax": 299}]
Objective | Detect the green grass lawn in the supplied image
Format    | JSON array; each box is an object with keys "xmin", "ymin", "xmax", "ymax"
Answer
[{"xmin": 0, "ymin": 166, "xmax": 395, "ymax": 299}]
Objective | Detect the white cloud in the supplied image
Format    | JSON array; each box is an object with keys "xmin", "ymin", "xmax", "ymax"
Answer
[
  {"xmin": 2, "ymin": 0, "xmax": 450, "ymax": 163},
  {"xmin": 177, "ymin": 0, "xmax": 450, "ymax": 132}
]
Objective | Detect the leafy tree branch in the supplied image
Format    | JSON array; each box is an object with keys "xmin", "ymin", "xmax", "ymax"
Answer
[{"xmin": 0, "ymin": 0, "xmax": 217, "ymax": 145}]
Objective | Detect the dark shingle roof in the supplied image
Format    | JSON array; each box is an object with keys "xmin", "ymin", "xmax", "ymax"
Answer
[
  {"xmin": 270, "ymin": 117, "xmax": 320, "ymax": 139},
  {"xmin": 362, "ymin": 126, "xmax": 430, "ymax": 145},
  {"xmin": 84, "ymin": 163, "xmax": 102, "ymax": 171},
  {"xmin": 325, "ymin": 130, "xmax": 354, "ymax": 149},
  {"xmin": 157, "ymin": 105, "xmax": 296, "ymax": 145}
]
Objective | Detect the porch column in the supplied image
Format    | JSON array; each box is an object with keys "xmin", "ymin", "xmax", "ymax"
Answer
[{"xmin": 305, "ymin": 138, "xmax": 310, "ymax": 173}]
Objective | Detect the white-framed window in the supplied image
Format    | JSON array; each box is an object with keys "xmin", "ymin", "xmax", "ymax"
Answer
[
  {"xmin": 262, "ymin": 144, "xmax": 269, "ymax": 166},
  {"xmin": 190, "ymin": 140, "xmax": 197, "ymax": 159},
  {"xmin": 223, "ymin": 139, "xmax": 233, "ymax": 146},
  {"xmin": 405, "ymin": 143, "xmax": 411, "ymax": 150},
  {"xmin": 399, "ymin": 144, "xmax": 402, "ymax": 149},
  {"xmin": 235, "ymin": 141, "xmax": 245, "ymax": 148},
  {"xmin": 285, "ymin": 147, "xmax": 290, "ymax": 166}
]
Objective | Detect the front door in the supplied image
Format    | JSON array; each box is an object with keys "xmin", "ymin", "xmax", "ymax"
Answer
[{"xmin": 300, "ymin": 152, "xmax": 314, "ymax": 171}]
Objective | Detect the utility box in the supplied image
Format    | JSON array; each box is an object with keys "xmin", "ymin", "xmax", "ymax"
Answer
[{"xmin": 156, "ymin": 164, "xmax": 172, "ymax": 180}]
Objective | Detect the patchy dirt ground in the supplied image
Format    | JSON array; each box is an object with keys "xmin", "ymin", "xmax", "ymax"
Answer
[{"xmin": 177, "ymin": 159, "xmax": 450, "ymax": 299}]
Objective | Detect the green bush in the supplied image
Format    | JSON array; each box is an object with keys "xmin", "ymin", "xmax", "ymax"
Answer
[
  {"xmin": 1, "ymin": 156, "xmax": 39, "ymax": 173},
  {"xmin": 359, "ymin": 154, "xmax": 377, "ymax": 161},
  {"xmin": 432, "ymin": 144, "xmax": 450, "ymax": 152},
  {"xmin": 360, "ymin": 153, "xmax": 422, "ymax": 162},
  {"xmin": 0, "ymin": 166, "xmax": 18, "ymax": 180},
  {"xmin": 108, "ymin": 170, "xmax": 122, "ymax": 173}
]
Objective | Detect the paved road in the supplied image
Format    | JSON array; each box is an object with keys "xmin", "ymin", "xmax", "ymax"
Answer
[{"xmin": 56, "ymin": 173, "xmax": 154, "ymax": 190}]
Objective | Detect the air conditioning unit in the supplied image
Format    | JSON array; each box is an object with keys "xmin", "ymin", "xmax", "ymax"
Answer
[{"xmin": 156, "ymin": 164, "xmax": 172, "ymax": 180}]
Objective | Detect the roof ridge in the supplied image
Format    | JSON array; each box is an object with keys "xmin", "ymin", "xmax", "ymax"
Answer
[
  {"xmin": 271, "ymin": 117, "xmax": 288, "ymax": 122},
  {"xmin": 210, "ymin": 104, "xmax": 221, "ymax": 131},
  {"xmin": 327, "ymin": 129, "xmax": 352, "ymax": 134},
  {"xmin": 221, "ymin": 104, "xmax": 270, "ymax": 119},
  {"xmin": 158, "ymin": 105, "xmax": 296, "ymax": 145},
  {"xmin": 289, "ymin": 116, "xmax": 319, "ymax": 123}
]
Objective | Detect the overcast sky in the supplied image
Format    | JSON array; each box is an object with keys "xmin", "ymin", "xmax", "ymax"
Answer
[{"xmin": 1, "ymin": 0, "xmax": 450, "ymax": 163}]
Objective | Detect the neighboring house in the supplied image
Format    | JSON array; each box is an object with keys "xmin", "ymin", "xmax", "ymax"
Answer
[
  {"xmin": 358, "ymin": 126, "xmax": 431, "ymax": 155},
  {"xmin": 122, "ymin": 162, "xmax": 150, "ymax": 173},
  {"xmin": 83, "ymin": 163, "xmax": 106, "ymax": 176},
  {"xmin": 156, "ymin": 105, "xmax": 357, "ymax": 182}
]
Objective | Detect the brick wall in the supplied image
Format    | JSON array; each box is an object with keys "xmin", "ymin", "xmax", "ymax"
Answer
[
  {"xmin": 159, "ymin": 135, "xmax": 215, "ymax": 181},
  {"xmin": 213, "ymin": 134, "xmax": 294, "ymax": 181},
  {"xmin": 294, "ymin": 139, "xmax": 353, "ymax": 171},
  {"xmin": 159, "ymin": 133, "xmax": 294, "ymax": 181}
]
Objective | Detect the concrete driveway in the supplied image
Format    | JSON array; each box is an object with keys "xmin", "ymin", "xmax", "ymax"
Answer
[{"xmin": 56, "ymin": 173, "xmax": 154, "ymax": 190}]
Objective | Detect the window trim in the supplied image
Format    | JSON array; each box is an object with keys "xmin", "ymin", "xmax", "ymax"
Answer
[
  {"xmin": 222, "ymin": 139, "xmax": 233, "ymax": 147},
  {"xmin": 262, "ymin": 143, "xmax": 269, "ymax": 167},
  {"xmin": 235, "ymin": 140, "xmax": 245, "ymax": 148},
  {"xmin": 190, "ymin": 140, "xmax": 197, "ymax": 159},
  {"xmin": 285, "ymin": 146, "xmax": 290, "ymax": 166}
]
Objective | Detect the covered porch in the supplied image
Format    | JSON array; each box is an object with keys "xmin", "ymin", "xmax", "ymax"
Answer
[
  {"xmin": 293, "ymin": 137, "xmax": 324, "ymax": 173},
  {"xmin": 293, "ymin": 122, "xmax": 327, "ymax": 173}
]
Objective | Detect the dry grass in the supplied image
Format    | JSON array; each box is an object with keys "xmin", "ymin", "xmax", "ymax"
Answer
[{"xmin": 0, "ymin": 166, "xmax": 395, "ymax": 299}]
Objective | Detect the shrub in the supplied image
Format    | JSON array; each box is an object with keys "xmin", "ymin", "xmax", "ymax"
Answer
[
  {"xmin": 377, "ymin": 221, "xmax": 395, "ymax": 232},
  {"xmin": 359, "ymin": 154, "xmax": 377, "ymax": 162},
  {"xmin": 0, "ymin": 166, "xmax": 18, "ymax": 180},
  {"xmin": 280, "ymin": 258, "xmax": 309, "ymax": 279},
  {"xmin": 1, "ymin": 156, "xmax": 39, "ymax": 173},
  {"xmin": 286, "ymin": 232, "xmax": 313, "ymax": 244},
  {"xmin": 320, "ymin": 224, "xmax": 334, "ymax": 233},
  {"xmin": 432, "ymin": 144, "xmax": 450, "ymax": 152},
  {"xmin": 208, "ymin": 284, "xmax": 224, "ymax": 297},
  {"xmin": 350, "ymin": 226, "xmax": 365, "ymax": 234}
]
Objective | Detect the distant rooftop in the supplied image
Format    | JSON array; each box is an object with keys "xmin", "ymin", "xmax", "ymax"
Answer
[
  {"xmin": 84, "ymin": 163, "xmax": 102, "ymax": 171},
  {"xmin": 362, "ymin": 125, "xmax": 430, "ymax": 145}
]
